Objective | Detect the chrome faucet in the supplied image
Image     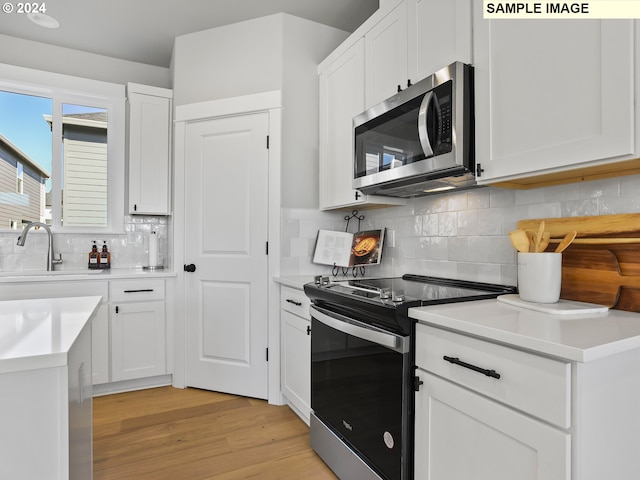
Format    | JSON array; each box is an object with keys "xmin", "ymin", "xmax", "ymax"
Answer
[{"xmin": 16, "ymin": 222, "xmax": 63, "ymax": 271}]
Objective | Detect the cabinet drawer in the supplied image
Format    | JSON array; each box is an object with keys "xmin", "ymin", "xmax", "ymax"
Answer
[
  {"xmin": 110, "ymin": 279, "xmax": 165, "ymax": 302},
  {"xmin": 280, "ymin": 286, "xmax": 310, "ymax": 318},
  {"xmin": 416, "ymin": 324, "xmax": 571, "ymax": 428}
]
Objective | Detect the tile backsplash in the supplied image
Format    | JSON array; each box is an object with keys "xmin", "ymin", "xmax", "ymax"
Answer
[
  {"xmin": 0, "ymin": 215, "xmax": 169, "ymax": 272},
  {"xmin": 281, "ymin": 174, "xmax": 640, "ymax": 286}
]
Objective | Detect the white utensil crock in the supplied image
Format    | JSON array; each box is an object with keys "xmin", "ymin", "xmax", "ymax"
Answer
[{"xmin": 517, "ymin": 252, "xmax": 562, "ymax": 303}]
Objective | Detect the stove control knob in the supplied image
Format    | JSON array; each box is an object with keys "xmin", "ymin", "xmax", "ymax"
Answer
[
  {"xmin": 393, "ymin": 290, "xmax": 406, "ymax": 302},
  {"xmin": 380, "ymin": 288, "xmax": 392, "ymax": 299}
]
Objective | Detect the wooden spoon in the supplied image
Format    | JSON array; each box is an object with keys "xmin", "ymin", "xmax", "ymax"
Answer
[
  {"xmin": 537, "ymin": 231, "xmax": 551, "ymax": 252},
  {"xmin": 555, "ymin": 231, "xmax": 577, "ymax": 253},
  {"xmin": 535, "ymin": 221, "xmax": 545, "ymax": 252},
  {"xmin": 526, "ymin": 231, "xmax": 536, "ymax": 252},
  {"xmin": 509, "ymin": 229, "xmax": 531, "ymax": 252}
]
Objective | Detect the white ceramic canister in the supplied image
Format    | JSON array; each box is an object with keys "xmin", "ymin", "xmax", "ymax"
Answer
[{"xmin": 517, "ymin": 252, "xmax": 562, "ymax": 303}]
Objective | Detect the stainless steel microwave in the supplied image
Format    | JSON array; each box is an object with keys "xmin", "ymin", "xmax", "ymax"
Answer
[{"xmin": 353, "ymin": 61, "xmax": 476, "ymax": 197}]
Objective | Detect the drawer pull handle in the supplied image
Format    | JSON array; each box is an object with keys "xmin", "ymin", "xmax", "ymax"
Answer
[
  {"xmin": 124, "ymin": 289, "xmax": 154, "ymax": 293},
  {"xmin": 286, "ymin": 299, "xmax": 302, "ymax": 306},
  {"xmin": 443, "ymin": 356, "xmax": 501, "ymax": 379}
]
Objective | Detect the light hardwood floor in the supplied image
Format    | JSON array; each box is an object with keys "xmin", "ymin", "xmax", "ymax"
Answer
[{"xmin": 93, "ymin": 386, "xmax": 337, "ymax": 480}]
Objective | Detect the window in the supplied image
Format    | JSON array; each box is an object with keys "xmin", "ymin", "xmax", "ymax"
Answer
[
  {"xmin": 0, "ymin": 64, "xmax": 125, "ymax": 232},
  {"xmin": 16, "ymin": 162, "xmax": 23, "ymax": 194}
]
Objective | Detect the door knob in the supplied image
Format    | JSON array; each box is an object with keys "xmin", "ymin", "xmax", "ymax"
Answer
[{"xmin": 184, "ymin": 263, "xmax": 196, "ymax": 273}]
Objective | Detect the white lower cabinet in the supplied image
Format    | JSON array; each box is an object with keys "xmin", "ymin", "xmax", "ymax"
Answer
[
  {"xmin": 415, "ymin": 371, "xmax": 570, "ymax": 479},
  {"xmin": 0, "ymin": 276, "xmax": 169, "ymax": 388},
  {"xmin": 0, "ymin": 280, "xmax": 110, "ymax": 386},
  {"xmin": 67, "ymin": 319, "xmax": 93, "ymax": 480},
  {"xmin": 414, "ymin": 323, "xmax": 571, "ymax": 479},
  {"xmin": 280, "ymin": 286, "xmax": 311, "ymax": 424},
  {"xmin": 91, "ymin": 303, "xmax": 110, "ymax": 385},
  {"xmin": 414, "ymin": 320, "xmax": 640, "ymax": 479},
  {"xmin": 110, "ymin": 279, "xmax": 166, "ymax": 382},
  {"xmin": 0, "ymin": 317, "xmax": 92, "ymax": 480}
]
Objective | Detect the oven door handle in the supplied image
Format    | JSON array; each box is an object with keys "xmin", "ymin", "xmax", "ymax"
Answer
[{"xmin": 310, "ymin": 305, "xmax": 408, "ymax": 353}]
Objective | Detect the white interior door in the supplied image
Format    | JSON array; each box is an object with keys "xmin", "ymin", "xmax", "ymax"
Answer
[{"xmin": 184, "ymin": 112, "xmax": 269, "ymax": 399}]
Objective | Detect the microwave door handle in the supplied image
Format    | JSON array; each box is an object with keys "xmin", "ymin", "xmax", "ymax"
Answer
[
  {"xmin": 418, "ymin": 91, "xmax": 436, "ymax": 158},
  {"xmin": 310, "ymin": 305, "xmax": 402, "ymax": 351}
]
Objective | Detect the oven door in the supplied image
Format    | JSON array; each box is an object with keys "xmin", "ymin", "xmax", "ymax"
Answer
[{"xmin": 310, "ymin": 305, "xmax": 412, "ymax": 480}]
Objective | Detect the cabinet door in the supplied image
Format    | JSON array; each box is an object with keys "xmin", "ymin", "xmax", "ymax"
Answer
[
  {"xmin": 319, "ymin": 38, "xmax": 367, "ymax": 210},
  {"xmin": 474, "ymin": 15, "xmax": 634, "ymax": 184},
  {"xmin": 67, "ymin": 321, "xmax": 92, "ymax": 480},
  {"xmin": 111, "ymin": 302, "xmax": 166, "ymax": 381},
  {"xmin": 365, "ymin": 1, "xmax": 408, "ymax": 108},
  {"xmin": 409, "ymin": 0, "xmax": 472, "ymax": 81},
  {"xmin": 415, "ymin": 370, "xmax": 570, "ymax": 480},
  {"xmin": 281, "ymin": 310, "xmax": 311, "ymax": 424},
  {"xmin": 91, "ymin": 304, "xmax": 109, "ymax": 385},
  {"xmin": 128, "ymin": 85, "xmax": 172, "ymax": 214}
]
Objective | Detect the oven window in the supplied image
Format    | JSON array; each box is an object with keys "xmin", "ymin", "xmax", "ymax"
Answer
[{"xmin": 311, "ymin": 317, "xmax": 405, "ymax": 480}]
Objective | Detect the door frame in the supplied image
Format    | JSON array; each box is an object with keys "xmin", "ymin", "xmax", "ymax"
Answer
[{"xmin": 172, "ymin": 90, "xmax": 283, "ymax": 405}]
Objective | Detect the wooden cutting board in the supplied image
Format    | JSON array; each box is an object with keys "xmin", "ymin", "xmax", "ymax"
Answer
[
  {"xmin": 518, "ymin": 213, "xmax": 640, "ymax": 238},
  {"xmin": 517, "ymin": 214, "xmax": 640, "ymax": 312}
]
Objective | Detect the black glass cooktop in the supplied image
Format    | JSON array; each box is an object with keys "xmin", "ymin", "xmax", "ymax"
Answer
[
  {"xmin": 308, "ymin": 274, "xmax": 516, "ymax": 307},
  {"xmin": 305, "ymin": 274, "xmax": 516, "ymax": 336}
]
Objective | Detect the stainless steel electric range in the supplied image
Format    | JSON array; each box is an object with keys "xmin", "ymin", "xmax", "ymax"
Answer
[{"xmin": 304, "ymin": 274, "xmax": 516, "ymax": 480}]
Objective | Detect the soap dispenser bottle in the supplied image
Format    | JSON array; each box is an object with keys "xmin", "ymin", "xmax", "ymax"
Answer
[
  {"xmin": 89, "ymin": 241, "xmax": 99, "ymax": 269},
  {"xmin": 100, "ymin": 241, "xmax": 111, "ymax": 269}
]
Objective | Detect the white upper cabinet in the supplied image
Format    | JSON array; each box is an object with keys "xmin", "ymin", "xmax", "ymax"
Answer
[
  {"xmin": 319, "ymin": 37, "xmax": 407, "ymax": 210},
  {"xmin": 473, "ymin": 14, "xmax": 635, "ymax": 185},
  {"xmin": 317, "ymin": 0, "xmax": 473, "ymax": 210},
  {"xmin": 127, "ymin": 83, "xmax": 173, "ymax": 215},
  {"xmin": 365, "ymin": 1, "xmax": 408, "ymax": 108},
  {"xmin": 409, "ymin": 0, "xmax": 472, "ymax": 81},
  {"xmin": 319, "ymin": 38, "xmax": 368, "ymax": 210},
  {"xmin": 365, "ymin": 0, "xmax": 473, "ymax": 108}
]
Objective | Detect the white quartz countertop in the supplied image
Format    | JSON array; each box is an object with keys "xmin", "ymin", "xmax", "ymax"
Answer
[
  {"xmin": 274, "ymin": 275, "xmax": 318, "ymax": 290},
  {"xmin": 0, "ymin": 267, "xmax": 176, "ymax": 283},
  {"xmin": 0, "ymin": 296, "xmax": 100, "ymax": 374},
  {"xmin": 409, "ymin": 297, "xmax": 640, "ymax": 363}
]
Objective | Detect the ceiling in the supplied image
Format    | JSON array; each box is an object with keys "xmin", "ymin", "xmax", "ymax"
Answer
[{"xmin": 0, "ymin": 0, "xmax": 379, "ymax": 68}]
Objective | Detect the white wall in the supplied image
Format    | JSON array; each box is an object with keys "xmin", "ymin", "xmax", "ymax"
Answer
[
  {"xmin": 281, "ymin": 15, "xmax": 349, "ymax": 208},
  {"xmin": 0, "ymin": 34, "xmax": 171, "ymax": 88},
  {"xmin": 172, "ymin": 15, "xmax": 284, "ymax": 106},
  {"xmin": 172, "ymin": 13, "xmax": 348, "ymax": 209}
]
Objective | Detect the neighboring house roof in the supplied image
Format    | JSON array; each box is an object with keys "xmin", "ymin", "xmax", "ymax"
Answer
[
  {"xmin": 65, "ymin": 112, "xmax": 108, "ymax": 124},
  {"xmin": 0, "ymin": 133, "xmax": 51, "ymax": 178},
  {"xmin": 43, "ymin": 112, "xmax": 108, "ymax": 130}
]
